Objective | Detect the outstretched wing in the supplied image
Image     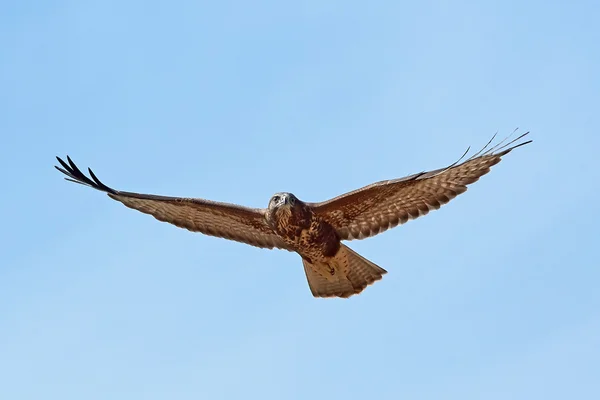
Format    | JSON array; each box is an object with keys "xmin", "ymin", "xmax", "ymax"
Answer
[
  {"xmin": 309, "ymin": 131, "xmax": 532, "ymax": 241},
  {"xmin": 55, "ymin": 156, "xmax": 292, "ymax": 250}
]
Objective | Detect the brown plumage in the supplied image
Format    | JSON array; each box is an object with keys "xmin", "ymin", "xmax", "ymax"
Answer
[{"xmin": 55, "ymin": 131, "xmax": 531, "ymax": 298}]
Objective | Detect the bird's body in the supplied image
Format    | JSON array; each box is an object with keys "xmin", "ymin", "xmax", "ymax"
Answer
[
  {"xmin": 266, "ymin": 193, "xmax": 340, "ymax": 261},
  {"xmin": 55, "ymin": 131, "xmax": 531, "ymax": 298},
  {"xmin": 262, "ymin": 192, "xmax": 383, "ymax": 297}
]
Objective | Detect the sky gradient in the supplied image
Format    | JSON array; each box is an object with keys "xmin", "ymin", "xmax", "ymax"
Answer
[{"xmin": 1, "ymin": 1, "xmax": 599, "ymax": 399}]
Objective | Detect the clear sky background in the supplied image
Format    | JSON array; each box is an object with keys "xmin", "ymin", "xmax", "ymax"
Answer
[{"xmin": 1, "ymin": 1, "xmax": 599, "ymax": 399}]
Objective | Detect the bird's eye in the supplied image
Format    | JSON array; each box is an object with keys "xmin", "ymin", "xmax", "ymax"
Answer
[{"xmin": 272, "ymin": 196, "xmax": 279, "ymax": 203}]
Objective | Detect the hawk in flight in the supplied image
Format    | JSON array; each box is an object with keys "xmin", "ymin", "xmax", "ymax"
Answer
[{"xmin": 55, "ymin": 132, "xmax": 531, "ymax": 298}]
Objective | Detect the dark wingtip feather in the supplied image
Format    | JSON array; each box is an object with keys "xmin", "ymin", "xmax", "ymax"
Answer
[
  {"xmin": 492, "ymin": 131, "xmax": 532, "ymax": 156},
  {"xmin": 54, "ymin": 156, "xmax": 118, "ymax": 194},
  {"xmin": 426, "ymin": 130, "xmax": 532, "ymax": 179},
  {"xmin": 88, "ymin": 167, "xmax": 114, "ymax": 192},
  {"xmin": 464, "ymin": 130, "xmax": 532, "ymax": 161},
  {"xmin": 54, "ymin": 165, "xmax": 68, "ymax": 175}
]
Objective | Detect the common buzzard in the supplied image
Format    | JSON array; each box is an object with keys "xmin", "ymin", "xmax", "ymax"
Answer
[{"xmin": 55, "ymin": 131, "xmax": 531, "ymax": 298}]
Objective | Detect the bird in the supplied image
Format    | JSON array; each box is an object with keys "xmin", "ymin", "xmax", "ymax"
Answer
[{"xmin": 55, "ymin": 131, "xmax": 531, "ymax": 299}]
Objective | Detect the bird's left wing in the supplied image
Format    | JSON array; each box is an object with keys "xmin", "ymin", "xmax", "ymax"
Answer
[
  {"xmin": 308, "ymin": 132, "xmax": 531, "ymax": 241},
  {"xmin": 55, "ymin": 156, "xmax": 292, "ymax": 250}
]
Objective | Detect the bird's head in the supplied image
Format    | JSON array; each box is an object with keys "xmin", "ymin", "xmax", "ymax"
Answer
[{"xmin": 268, "ymin": 192, "xmax": 298, "ymax": 210}]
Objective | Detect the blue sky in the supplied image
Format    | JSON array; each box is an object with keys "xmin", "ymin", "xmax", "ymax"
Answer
[{"xmin": 1, "ymin": 0, "xmax": 599, "ymax": 399}]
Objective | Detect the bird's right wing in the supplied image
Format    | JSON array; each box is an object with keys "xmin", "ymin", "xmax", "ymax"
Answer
[{"xmin": 55, "ymin": 156, "xmax": 292, "ymax": 251}]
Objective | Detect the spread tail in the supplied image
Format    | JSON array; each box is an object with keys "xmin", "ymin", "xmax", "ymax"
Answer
[{"xmin": 302, "ymin": 244, "xmax": 387, "ymax": 298}]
